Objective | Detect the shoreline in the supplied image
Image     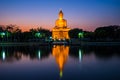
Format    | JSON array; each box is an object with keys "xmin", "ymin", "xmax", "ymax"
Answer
[
  {"xmin": 0, "ymin": 42, "xmax": 120, "ymax": 46},
  {"xmin": 72, "ymin": 41, "xmax": 120, "ymax": 46},
  {"xmin": 0, "ymin": 42, "xmax": 49, "ymax": 46}
]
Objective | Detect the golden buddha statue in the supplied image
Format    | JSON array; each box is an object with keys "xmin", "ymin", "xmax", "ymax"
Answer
[
  {"xmin": 52, "ymin": 10, "xmax": 70, "ymax": 40},
  {"xmin": 55, "ymin": 10, "xmax": 67, "ymax": 28}
]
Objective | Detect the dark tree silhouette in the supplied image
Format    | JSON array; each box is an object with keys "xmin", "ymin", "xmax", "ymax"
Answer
[
  {"xmin": 94, "ymin": 25, "xmax": 120, "ymax": 41},
  {"xmin": 0, "ymin": 24, "xmax": 120, "ymax": 42},
  {"xmin": 69, "ymin": 28, "xmax": 83, "ymax": 38}
]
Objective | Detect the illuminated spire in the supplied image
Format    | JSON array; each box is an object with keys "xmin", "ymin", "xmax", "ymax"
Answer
[{"xmin": 59, "ymin": 10, "xmax": 63, "ymax": 20}]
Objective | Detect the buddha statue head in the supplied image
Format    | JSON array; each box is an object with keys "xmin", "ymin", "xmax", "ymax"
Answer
[
  {"xmin": 55, "ymin": 10, "xmax": 67, "ymax": 28},
  {"xmin": 59, "ymin": 10, "xmax": 63, "ymax": 20}
]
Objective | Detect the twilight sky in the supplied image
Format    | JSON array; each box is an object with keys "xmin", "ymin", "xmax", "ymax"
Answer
[{"xmin": 0, "ymin": 0, "xmax": 120, "ymax": 31}]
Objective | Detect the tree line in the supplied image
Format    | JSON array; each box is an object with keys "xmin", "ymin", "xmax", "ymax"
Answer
[
  {"xmin": 69, "ymin": 25, "xmax": 120, "ymax": 41},
  {"xmin": 0, "ymin": 24, "xmax": 51, "ymax": 42},
  {"xmin": 0, "ymin": 24, "xmax": 120, "ymax": 42}
]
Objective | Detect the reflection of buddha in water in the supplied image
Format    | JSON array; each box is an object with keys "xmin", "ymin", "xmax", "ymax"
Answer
[{"xmin": 52, "ymin": 45, "xmax": 69, "ymax": 77}]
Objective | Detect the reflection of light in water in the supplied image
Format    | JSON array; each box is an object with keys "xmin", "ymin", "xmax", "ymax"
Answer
[
  {"xmin": 79, "ymin": 49, "xmax": 82, "ymax": 62},
  {"xmin": 60, "ymin": 70, "xmax": 63, "ymax": 77},
  {"xmin": 2, "ymin": 51, "xmax": 5, "ymax": 60},
  {"xmin": 52, "ymin": 45, "xmax": 69, "ymax": 78},
  {"xmin": 53, "ymin": 45, "xmax": 56, "ymax": 48},
  {"xmin": 38, "ymin": 50, "xmax": 41, "ymax": 59}
]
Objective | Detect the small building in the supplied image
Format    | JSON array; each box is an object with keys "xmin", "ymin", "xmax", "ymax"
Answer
[{"xmin": 52, "ymin": 10, "xmax": 70, "ymax": 40}]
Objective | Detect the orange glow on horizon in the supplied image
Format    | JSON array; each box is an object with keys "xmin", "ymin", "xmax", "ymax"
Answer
[
  {"xmin": 0, "ymin": 23, "xmax": 95, "ymax": 32},
  {"xmin": 18, "ymin": 25, "xmax": 53, "ymax": 32}
]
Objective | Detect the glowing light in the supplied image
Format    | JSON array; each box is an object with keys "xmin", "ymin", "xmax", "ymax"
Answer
[
  {"xmin": 52, "ymin": 45, "xmax": 69, "ymax": 78},
  {"xmin": 38, "ymin": 50, "xmax": 41, "ymax": 59},
  {"xmin": 78, "ymin": 32, "xmax": 84, "ymax": 38},
  {"xmin": 35, "ymin": 32, "xmax": 41, "ymax": 38},
  {"xmin": 79, "ymin": 49, "xmax": 82, "ymax": 62},
  {"xmin": 60, "ymin": 70, "xmax": 63, "ymax": 78},
  {"xmin": 56, "ymin": 19, "xmax": 67, "ymax": 27},
  {"xmin": 49, "ymin": 36, "xmax": 52, "ymax": 39},
  {"xmin": 2, "ymin": 51, "xmax": 5, "ymax": 60},
  {"xmin": 0, "ymin": 32, "xmax": 5, "ymax": 38},
  {"xmin": 59, "ymin": 10, "xmax": 63, "ymax": 20},
  {"xmin": 52, "ymin": 10, "xmax": 70, "ymax": 40},
  {"xmin": 1, "ymin": 32, "xmax": 5, "ymax": 36}
]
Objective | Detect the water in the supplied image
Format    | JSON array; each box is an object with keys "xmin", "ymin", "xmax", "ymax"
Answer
[{"xmin": 0, "ymin": 45, "xmax": 120, "ymax": 80}]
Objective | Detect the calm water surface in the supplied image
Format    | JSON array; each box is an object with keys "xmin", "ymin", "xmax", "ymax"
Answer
[{"xmin": 0, "ymin": 45, "xmax": 120, "ymax": 80}]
